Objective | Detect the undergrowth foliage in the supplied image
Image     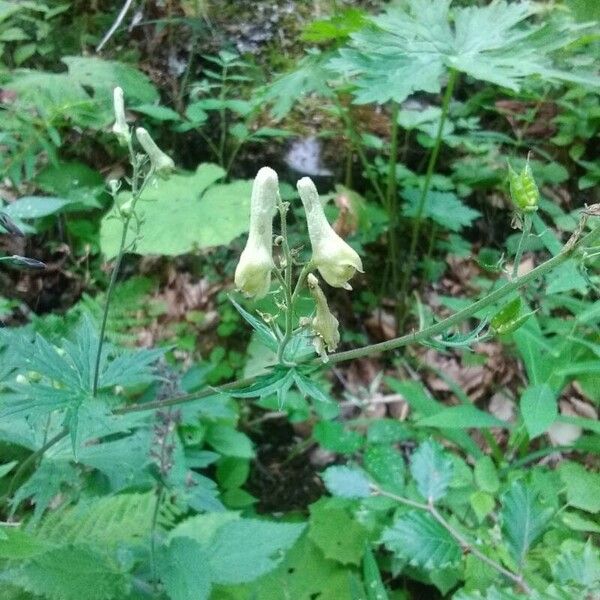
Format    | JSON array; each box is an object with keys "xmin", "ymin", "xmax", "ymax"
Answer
[{"xmin": 0, "ymin": 1, "xmax": 599, "ymax": 599}]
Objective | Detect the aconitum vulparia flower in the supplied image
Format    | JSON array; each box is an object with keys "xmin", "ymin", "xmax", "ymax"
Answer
[
  {"xmin": 234, "ymin": 167, "xmax": 278, "ymax": 299},
  {"xmin": 306, "ymin": 272, "xmax": 340, "ymax": 360},
  {"xmin": 111, "ymin": 87, "xmax": 130, "ymax": 145},
  {"xmin": 297, "ymin": 177, "xmax": 363, "ymax": 290},
  {"xmin": 135, "ymin": 127, "xmax": 175, "ymax": 177}
]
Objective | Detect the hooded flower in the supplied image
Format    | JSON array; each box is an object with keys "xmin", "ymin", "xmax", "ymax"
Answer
[
  {"xmin": 307, "ymin": 273, "xmax": 340, "ymax": 361},
  {"xmin": 111, "ymin": 87, "xmax": 130, "ymax": 145},
  {"xmin": 234, "ymin": 167, "xmax": 278, "ymax": 298},
  {"xmin": 135, "ymin": 127, "xmax": 175, "ymax": 177},
  {"xmin": 297, "ymin": 177, "xmax": 363, "ymax": 289}
]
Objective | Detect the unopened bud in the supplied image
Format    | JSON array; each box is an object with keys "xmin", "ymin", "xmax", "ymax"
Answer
[
  {"xmin": 111, "ymin": 87, "xmax": 131, "ymax": 145},
  {"xmin": 307, "ymin": 272, "xmax": 340, "ymax": 361},
  {"xmin": 297, "ymin": 177, "xmax": 363, "ymax": 290},
  {"xmin": 508, "ymin": 160, "xmax": 539, "ymax": 213},
  {"xmin": 135, "ymin": 127, "xmax": 175, "ymax": 177}
]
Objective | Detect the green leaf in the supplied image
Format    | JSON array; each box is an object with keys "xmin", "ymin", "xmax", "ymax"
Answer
[
  {"xmin": 229, "ymin": 297, "xmax": 278, "ymax": 351},
  {"xmin": 500, "ymin": 481, "xmax": 552, "ymax": 567},
  {"xmin": 219, "ymin": 534, "xmax": 354, "ymax": 600},
  {"xmin": 520, "ymin": 384, "xmax": 557, "ymax": 439},
  {"xmin": 363, "ymin": 546, "xmax": 389, "ymax": 600},
  {"xmin": 402, "ymin": 188, "xmax": 481, "ymax": 232},
  {"xmin": 409, "ymin": 439, "xmax": 453, "ymax": 503},
  {"xmin": 364, "ymin": 444, "xmax": 405, "ymax": 494},
  {"xmin": 381, "ymin": 510, "xmax": 461, "ymax": 569},
  {"xmin": 474, "ymin": 456, "xmax": 500, "ymax": 494},
  {"xmin": 133, "ymin": 104, "xmax": 181, "ymax": 121},
  {"xmin": 100, "ymin": 164, "xmax": 256, "ymax": 258},
  {"xmin": 314, "ymin": 421, "xmax": 364, "ymax": 454},
  {"xmin": 62, "ymin": 55, "xmax": 158, "ymax": 104},
  {"xmin": 264, "ymin": 50, "xmax": 334, "ymax": 119},
  {"xmin": 546, "ymin": 260, "xmax": 588, "ymax": 295},
  {"xmin": 8, "ymin": 545, "xmax": 130, "ymax": 600},
  {"xmin": 208, "ymin": 519, "xmax": 306, "ymax": 584},
  {"xmin": 308, "ymin": 499, "xmax": 368, "ymax": 565},
  {"xmin": 470, "ymin": 490, "xmax": 495, "ymax": 523},
  {"xmin": 0, "ymin": 460, "xmax": 17, "ymax": 478},
  {"xmin": 331, "ymin": 1, "xmax": 600, "ymax": 105},
  {"xmin": 553, "ymin": 540, "xmax": 600, "ymax": 589},
  {"xmin": 205, "ymin": 424, "xmax": 254, "ymax": 458},
  {"xmin": 559, "ymin": 462, "xmax": 600, "ymax": 513},
  {"xmin": 160, "ymin": 537, "xmax": 212, "ymax": 600},
  {"xmin": 3, "ymin": 196, "xmax": 71, "ymax": 220},
  {"xmin": 417, "ymin": 405, "xmax": 508, "ymax": 429},
  {"xmin": 322, "ymin": 465, "xmax": 371, "ymax": 499}
]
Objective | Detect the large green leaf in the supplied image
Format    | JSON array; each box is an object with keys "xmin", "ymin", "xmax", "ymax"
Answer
[
  {"xmin": 402, "ymin": 188, "xmax": 481, "ymax": 232},
  {"xmin": 160, "ymin": 537, "xmax": 212, "ymax": 600},
  {"xmin": 558, "ymin": 462, "xmax": 600, "ymax": 514},
  {"xmin": 213, "ymin": 534, "xmax": 355, "ymax": 600},
  {"xmin": 322, "ymin": 465, "xmax": 371, "ymax": 499},
  {"xmin": 381, "ymin": 510, "xmax": 461, "ymax": 569},
  {"xmin": 62, "ymin": 56, "xmax": 158, "ymax": 104},
  {"xmin": 409, "ymin": 439, "xmax": 453, "ymax": 503},
  {"xmin": 519, "ymin": 384, "xmax": 557, "ymax": 439},
  {"xmin": 165, "ymin": 512, "xmax": 305, "ymax": 597},
  {"xmin": 6, "ymin": 545, "xmax": 130, "ymax": 600},
  {"xmin": 330, "ymin": 0, "xmax": 600, "ymax": 105},
  {"xmin": 100, "ymin": 164, "xmax": 254, "ymax": 258},
  {"xmin": 500, "ymin": 481, "xmax": 552, "ymax": 567},
  {"xmin": 308, "ymin": 499, "xmax": 368, "ymax": 565}
]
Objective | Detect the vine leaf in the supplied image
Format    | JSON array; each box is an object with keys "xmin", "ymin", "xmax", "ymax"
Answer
[{"xmin": 381, "ymin": 510, "xmax": 461, "ymax": 569}]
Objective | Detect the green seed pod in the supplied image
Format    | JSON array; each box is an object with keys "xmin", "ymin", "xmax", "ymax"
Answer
[{"xmin": 508, "ymin": 161, "xmax": 539, "ymax": 213}]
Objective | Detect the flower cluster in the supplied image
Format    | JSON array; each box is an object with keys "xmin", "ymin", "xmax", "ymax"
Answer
[{"xmin": 234, "ymin": 167, "xmax": 363, "ymax": 360}]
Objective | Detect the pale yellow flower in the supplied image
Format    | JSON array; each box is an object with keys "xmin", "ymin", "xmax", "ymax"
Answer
[
  {"xmin": 135, "ymin": 127, "xmax": 174, "ymax": 176},
  {"xmin": 234, "ymin": 167, "xmax": 279, "ymax": 298},
  {"xmin": 297, "ymin": 177, "xmax": 363, "ymax": 289}
]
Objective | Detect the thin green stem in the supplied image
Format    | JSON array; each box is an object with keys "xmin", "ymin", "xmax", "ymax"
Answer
[
  {"xmin": 325, "ymin": 218, "xmax": 598, "ymax": 364},
  {"xmin": 398, "ymin": 69, "xmax": 458, "ymax": 330},
  {"xmin": 333, "ymin": 96, "xmax": 386, "ymax": 206},
  {"xmin": 120, "ymin": 220, "xmax": 600, "ymax": 414},
  {"xmin": 92, "ymin": 215, "xmax": 131, "ymax": 396},
  {"xmin": 276, "ymin": 198, "xmax": 294, "ymax": 365},
  {"xmin": 387, "ymin": 101, "xmax": 400, "ymax": 318},
  {"xmin": 512, "ymin": 213, "xmax": 532, "ymax": 279},
  {"xmin": 375, "ymin": 487, "xmax": 531, "ymax": 593},
  {"xmin": 92, "ymin": 146, "xmax": 154, "ymax": 397}
]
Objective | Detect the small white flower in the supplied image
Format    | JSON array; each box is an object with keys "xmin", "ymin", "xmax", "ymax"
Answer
[
  {"xmin": 297, "ymin": 177, "xmax": 363, "ymax": 290},
  {"xmin": 234, "ymin": 167, "xmax": 279, "ymax": 299},
  {"xmin": 135, "ymin": 127, "xmax": 175, "ymax": 176},
  {"xmin": 111, "ymin": 87, "xmax": 130, "ymax": 145},
  {"xmin": 307, "ymin": 272, "xmax": 340, "ymax": 361}
]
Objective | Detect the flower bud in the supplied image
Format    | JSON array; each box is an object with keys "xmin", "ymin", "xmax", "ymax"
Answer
[
  {"xmin": 234, "ymin": 167, "xmax": 278, "ymax": 298},
  {"xmin": 111, "ymin": 87, "xmax": 131, "ymax": 145},
  {"xmin": 508, "ymin": 161, "xmax": 539, "ymax": 213},
  {"xmin": 307, "ymin": 273, "xmax": 340, "ymax": 361},
  {"xmin": 297, "ymin": 177, "xmax": 363, "ymax": 290},
  {"xmin": 135, "ymin": 127, "xmax": 175, "ymax": 177}
]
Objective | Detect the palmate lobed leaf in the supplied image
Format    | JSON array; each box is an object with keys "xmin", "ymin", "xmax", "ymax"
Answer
[{"xmin": 330, "ymin": 0, "xmax": 600, "ymax": 105}]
